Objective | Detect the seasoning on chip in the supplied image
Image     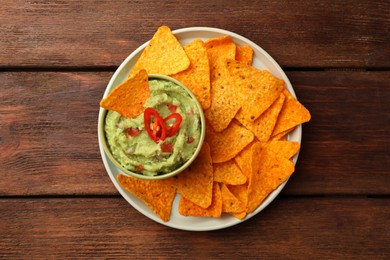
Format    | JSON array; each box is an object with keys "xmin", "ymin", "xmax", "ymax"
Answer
[
  {"xmin": 226, "ymin": 59, "xmax": 285, "ymax": 122},
  {"xmin": 272, "ymin": 89, "xmax": 311, "ymax": 138},
  {"xmin": 167, "ymin": 142, "xmax": 213, "ymax": 208},
  {"xmin": 204, "ymin": 36, "xmax": 241, "ymax": 132},
  {"xmin": 214, "ymin": 159, "xmax": 247, "ymax": 185},
  {"xmin": 100, "ymin": 69, "xmax": 149, "ymax": 118},
  {"xmin": 178, "ymin": 182, "xmax": 222, "ymax": 217},
  {"xmin": 206, "ymin": 121, "xmax": 254, "ymax": 163},
  {"xmin": 235, "ymin": 45, "xmax": 254, "ymax": 65},
  {"xmin": 117, "ymin": 174, "xmax": 176, "ymax": 222},
  {"xmin": 235, "ymin": 92, "xmax": 285, "ymax": 142},
  {"xmin": 172, "ymin": 39, "xmax": 211, "ymax": 110},
  {"xmin": 130, "ymin": 25, "xmax": 190, "ymax": 77}
]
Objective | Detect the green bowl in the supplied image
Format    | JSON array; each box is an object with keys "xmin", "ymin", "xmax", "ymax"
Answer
[{"xmin": 98, "ymin": 74, "xmax": 206, "ymax": 180}]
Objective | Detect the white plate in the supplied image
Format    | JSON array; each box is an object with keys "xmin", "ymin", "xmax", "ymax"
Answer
[{"xmin": 98, "ymin": 27, "xmax": 301, "ymax": 231}]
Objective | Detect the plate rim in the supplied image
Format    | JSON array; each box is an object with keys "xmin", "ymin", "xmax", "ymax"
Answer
[{"xmin": 98, "ymin": 26, "xmax": 301, "ymax": 231}]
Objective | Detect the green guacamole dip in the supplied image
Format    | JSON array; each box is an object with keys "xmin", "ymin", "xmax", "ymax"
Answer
[{"xmin": 104, "ymin": 79, "xmax": 201, "ymax": 176}]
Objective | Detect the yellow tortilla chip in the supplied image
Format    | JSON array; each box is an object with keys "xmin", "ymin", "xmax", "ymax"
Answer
[
  {"xmin": 213, "ymin": 160, "xmax": 247, "ymax": 185},
  {"xmin": 226, "ymin": 59, "xmax": 285, "ymax": 122},
  {"xmin": 204, "ymin": 36, "xmax": 241, "ymax": 132},
  {"xmin": 246, "ymin": 142, "xmax": 295, "ymax": 213},
  {"xmin": 167, "ymin": 142, "xmax": 213, "ymax": 208},
  {"xmin": 172, "ymin": 40, "xmax": 211, "ymax": 110},
  {"xmin": 100, "ymin": 69, "xmax": 149, "ymax": 118},
  {"xmin": 235, "ymin": 45, "xmax": 254, "ymax": 65},
  {"xmin": 272, "ymin": 88, "xmax": 311, "ymax": 137},
  {"xmin": 236, "ymin": 92, "xmax": 285, "ymax": 142},
  {"xmin": 117, "ymin": 174, "xmax": 176, "ymax": 222},
  {"xmin": 130, "ymin": 25, "xmax": 190, "ymax": 76},
  {"xmin": 179, "ymin": 182, "xmax": 222, "ymax": 217},
  {"xmin": 206, "ymin": 121, "xmax": 254, "ymax": 163},
  {"xmin": 221, "ymin": 184, "xmax": 246, "ymax": 213}
]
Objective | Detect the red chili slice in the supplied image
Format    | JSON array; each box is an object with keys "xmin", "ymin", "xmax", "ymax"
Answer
[
  {"xmin": 164, "ymin": 113, "xmax": 183, "ymax": 137},
  {"xmin": 127, "ymin": 128, "xmax": 141, "ymax": 137},
  {"xmin": 136, "ymin": 165, "xmax": 144, "ymax": 172},
  {"xmin": 144, "ymin": 107, "xmax": 166, "ymax": 143},
  {"xmin": 160, "ymin": 143, "xmax": 173, "ymax": 153}
]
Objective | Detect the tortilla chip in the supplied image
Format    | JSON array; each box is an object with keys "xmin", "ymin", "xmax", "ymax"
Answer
[
  {"xmin": 167, "ymin": 142, "xmax": 213, "ymax": 208},
  {"xmin": 226, "ymin": 59, "xmax": 285, "ymax": 122},
  {"xmin": 100, "ymin": 69, "xmax": 149, "ymax": 118},
  {"xmin": 221, "ymin": 184, "xmax": 246, "ymax": 213},
  {"xmin": 261, "ymin": 140, "xmax": 300, "ymax": 159},
  {"xmin": 117, "ymin": 174, "xmax": 176, "ymax": 222},
  {"xmin": 204, "ymin": 36, "xmax": 241, "ymax": 132},
  {"xmin": 213, "ymin": 160, "xmax": 247, "ymax": 185},
  {"xmin": 206, "ymin": 121, "xmax": 254, "ymax": 163},
  {"xmin": 178, "ymin": 182, "xmax": 222, "ymax": 217},
  {"xmin": 130, "ymin": 25, "xmax": 190, "ymax": 76},
  {"xmin": 236, "ymin": 92, "xmax": 285, "ymax": 142},
  {"xmin": 229, "ymin": 211, "xmax": 247, "ymax": 219},
  {"xmin": 246, "ymin": 142, "xmax": 295, "ymax": 213},
  {"xmin": 172, "ymin": 40, "xmax": 211, "ymax": 110},
  {"xmin": 234, "ymin": 142, "xmax": 254, "ymax": 179},
  {"xmin": 235, "ymin": 45, "xmax": 254, "ymax": 65},
  {"xmin": 272, "ymin": 88, "xmax": 311, "ymax": 137}
]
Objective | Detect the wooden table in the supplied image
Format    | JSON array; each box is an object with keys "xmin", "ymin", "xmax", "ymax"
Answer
[{"xmin": 1, "ymin": 1, "xmax": 389, "ymax": 258}]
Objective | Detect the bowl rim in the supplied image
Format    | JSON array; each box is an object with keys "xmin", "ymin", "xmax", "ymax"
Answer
[{"xmin": 98, "ymin": 74, "xmax": 206, "ymax": 180}]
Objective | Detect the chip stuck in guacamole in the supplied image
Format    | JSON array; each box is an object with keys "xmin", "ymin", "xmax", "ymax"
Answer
[{"xmin": 104, "ymin": 77, "xmax": 202, "ymax": 176}]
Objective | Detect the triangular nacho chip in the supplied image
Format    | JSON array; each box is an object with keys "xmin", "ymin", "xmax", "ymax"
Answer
[
  {"xmin": 246, "ymin": 142, "xmax": 295, "ymax": 213},
  {"xmin": 100, "ymin": 69, "xmax": 149, "ymax": 118},
  {"xmin": 172, "ymin": 39, "xmax": 211, "ymax": 110},
  {"xmin": 130, "ymin": 25, "xmax": 190, "ymax": 76},
  {"xmin": 117, "ymin": 174, "xmax": 176, "ymax": 222},
  {"xmin": 179, "ymin": 182, "xmax": 222, "ymax": 217},
  {"xmin": 272, "ymin": 88, "xmax": 311, "ymax": 137},
  {"xmin": 236, "ymin": 92, "xmax": 285, "ymax": 142},
  {"xmin": 226, "ymin": 59, "xmax": 285, "ymax": 122},
  {"xmin": 221, "ymin": 183, "xmax": 246, "ymax": 214},
  {"xmin": 213, "ymin": 160, "xmax": 247, "ymax": 185},
  {"xmin": 206, "ymin": 121, "xmax": 254, "ymax": 163},
  {"xmin": 167, "ymin": 142, "xmax": 213, "ymax": 208},
  {"xmin": 204, "ymin": 36, "xmax": 241, "ymax": 132}
]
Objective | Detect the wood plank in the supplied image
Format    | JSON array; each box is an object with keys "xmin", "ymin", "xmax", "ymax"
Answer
[
  {"xmin": 0, "ymin": 71, "xmax": 388, "ymax": 195},
  {"xmin": 0, "ymin": 0, "xmax": 389, "ymax": 68},
  {"xmin": 0, "ymin": 197, "xmax": 388, "ymax": 258}
]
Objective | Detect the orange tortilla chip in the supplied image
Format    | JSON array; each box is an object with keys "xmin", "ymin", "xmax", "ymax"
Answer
[
  {"xmin": 221, "ymin": 184, "xmax": 246, "ymax": 213},
  {"xmin": 130, "ymin": 25, "xmax": 190, "ymax": 76},
  {"xmin": 172, "ymin": 40, "xmax": 211, "ymax": 110},
  {"xmin": 234, "ymin": 142, "xmax": 254, "ymax": 179},
  {"xmin": 206, "ymin": 121, "xmax": 254, "ymax": 163},
  {"xmin": 235, "ymin": 45, "xmax": 254, "ymax": 65},
  {"xmin": 100, "ymin": 69, "xmax": 150, "ymax": 118},
  {"xmin": 261, "ymin": 140, "xmax": 300, "ymax": 159},
  {"xmin": 246, "ymin": 142, "xmax": 295, "ymax": 213},
  {"xmin": 204, "ymin": 36, "xmax": 241, "ymax": 132},
  {"xmin": 117, "ymin": 174, "xmax": 176, "ymax": 222},
  {"xmin": 272, "ymin": 89, "xmax": 311, "ymax": 137},
  {"xmin": 179, "ymin": 182, "xmax": 222, "ymax": 217},
  {"xmin": 213, "ymin": 160, "xmax": 247, "ymax": 185},
  {"xmin": 236, "ymin": 92, "xmax": 285, "ymax": 142},
  {"xmin": 167, "ymin": 142, "xmax": 213, "ymax": 208},
  {"xmin": 226, "ymin": 59, "xmax": 285, "ymax": 122}
]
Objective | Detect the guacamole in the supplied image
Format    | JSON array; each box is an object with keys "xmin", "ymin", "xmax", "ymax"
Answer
[{"xmin": 104, "ymin": 79, "xmax": 202, "ymax": 176}]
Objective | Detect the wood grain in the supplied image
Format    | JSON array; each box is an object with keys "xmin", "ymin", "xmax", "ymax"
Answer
[
  {"xmin": 0, "ymin": 197, "xmax": 388, "ymax": 258},
  {"xmin": 0, "ymin": 71, "xmax": 388, "ymax": 196},
  {"xmin": 0, "ymin": 0, "xmax": 389, "ymax": 68}
]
